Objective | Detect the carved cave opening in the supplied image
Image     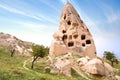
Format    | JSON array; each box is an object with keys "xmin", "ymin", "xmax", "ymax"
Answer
[
  {"xmin": 86, "ymin": 40, "xmax": 91, "ymax": 44},
  {"xmin": 68, "ymin": 42, "xmax": 74, "ymax": 47},
  {"xmin": 72, "ymin": 23, "xmax": 79, "ymax": 27},
  {"xmin": 62, "ymin": 35, "xmax": 67, "ymax": 41},
  {"xmin": 73, "ymin": 34, "xmax": 78, "ymax": 39},
  {"xmin": 64, "ymin": 14, "xmax": 66, "ymax": 20},
  {"xmin": 62, "ymin": 30, "xmax": 66, "ymax": 33},
  {"xmin": 82, "ymin": 43, "xmax": 85, "ymax": 47},
  {"xmin": 95, "ymin": 52, "xmax": 96, "ymax": 54},
  {"xmin": 67, "ymin": 20, "xmax": 71, "ymax": 25},
  {"xmin": 81, "ymin": 35, "xmax": 86, "ymax": 40}
]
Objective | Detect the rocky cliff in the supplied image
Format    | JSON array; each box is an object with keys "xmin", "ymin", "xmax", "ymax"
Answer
[
  {"xmin": 49, "ymin": 2, "xmax": 96, "ymax": 58},
  {"xmin": 0, "ymin": 32, "xmax": 33, "ymax": 56}
]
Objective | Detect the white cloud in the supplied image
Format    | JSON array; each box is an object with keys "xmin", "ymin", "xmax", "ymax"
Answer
[
  {"xmin": 0, "ymin": 4, "xmax": 43, "ymax": 21},
  {"xmin": 0, "ymin": 4, "xmax": 58, "ymax": 24},
  {"xmin": 61, "ymin": 0, "xmax": 67, "ymax": 4},
  {"xmin": 10, "ymin": 22, "xmax": 58, "ymax": 46},
  {"xmin": 10, "ymin": 31, "xmax": 53, "ymax": 47},
  {"xmin": 39, "ymin": 0, "xmax": 60, "ymax": 13},
  {"xmin": 107, "ymin": 12, "xmax": 120, "ymax": 23},
  {"xmin": 97, "ymin": 1, "xmax": 120, "ymax": 23},
  {"xmin": 0, "ymin": 4, "xmax": 25, "ymax": 15},
  {"xmin": 94, "ymin": 32, "xmax": 120, "ymax": 57},
  {"xmin": 17, "ymin": 21, "xmax": 57, "ymax": 32}
]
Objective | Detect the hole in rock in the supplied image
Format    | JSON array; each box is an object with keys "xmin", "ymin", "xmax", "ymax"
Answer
[
  {"xmin": 62, "ymin": 35, "xmax": 67, "ymax": 41},
  {"xmin": 86, "ymin": 40, "xmax": 91, "ymax": 44},
  {"xmin": 67, "ymin": 20, "xmax": 71, "ymax": 25},
  {"xmin": 73, "ymin": 34, "xmax": 78, "ymax": 39},
  {"xmin": 62, "ymin": 30, "xmax": 66, "ymax": 33},
  {"xmin": 68, "ymin": 42, "xmax": 74, "ymax": 47},
  {"xmin": 81, "ymin": 35, "xmax": 86, "ymax": 40},
  {"xmin": 82, "ymin": 43, "xmax": 85, "ymax": 47},
  {"xmin": 64, "ymin": 15, "xmax": 66, "ymax": 20}
]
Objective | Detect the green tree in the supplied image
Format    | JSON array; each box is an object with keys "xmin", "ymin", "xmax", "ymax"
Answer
[
  {"xmin": 31, "ymin": 44, "xmax": 49, "ymax": 69},
  {"xmin": 104, "ymin": 51, "xmax": 116, "ymax": 66},
  {"xmin": 8, "ymin": 44, "xmax": 16, "ymax": 57}
]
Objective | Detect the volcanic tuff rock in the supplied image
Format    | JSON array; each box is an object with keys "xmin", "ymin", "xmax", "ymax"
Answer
[
  {"xmin": 49, "ymin": 2, "xmax": 118, "ymax": 79},
  {"xmin": 0, "ymin": 32, "xmax": 32, "ymax": 56},
  {"xmin": 49, "ymin": 2, "xmax": 96, "ymax": 58}
]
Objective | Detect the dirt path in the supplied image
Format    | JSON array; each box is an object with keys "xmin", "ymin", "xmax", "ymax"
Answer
[{"xmin": 23, "ymin": 57, "xmax": 33, "ymax": 70}]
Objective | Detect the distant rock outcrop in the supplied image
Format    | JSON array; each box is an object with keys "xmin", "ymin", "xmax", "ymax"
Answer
[
  {"xmin": 0, "ymin": 32, "xmax": 33, "ymax": 56},
  {"xmin": 49, "ymin": 2, "xmax": 96, "ymax": 59}
]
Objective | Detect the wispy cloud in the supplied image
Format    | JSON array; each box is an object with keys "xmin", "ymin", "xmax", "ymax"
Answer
[
  {"xmin": 96, "ymin": 1, "xmax": 120, "ymax": 23},
  {"xmin": 0, "ymin": 4, "xmax": 58, "ymax": 24},
  {"xmin": 0, "ymin": 4, "xmax": 43, "ymax": 20},
  {"xmin": 60, "ymin": 0, "xmax": 68, "ymax": 4},
  {"xmin": 16, "ymin": 21, "xmax": 57, "ymax": 33},
  {"xmin": 6, "ymin": 21, "xmax": 57, "ymax": 46},
  {"xmin": 0, "ymin": 4, "xmax": 25, "ymax": 15},
  {"xmin": 9, "ymin": 31, "xmax": 53, "ymax": 46},
  {"xmin": 61, "ymin": 0, "xmax": 66, "ymax": 4},
  {"xmin": 107, "ymin": 12, "xmax": 120, "ymax": 23},
  {"xmin": 39, "ymin": 0, "xmax": 60, "ymax": 13}
]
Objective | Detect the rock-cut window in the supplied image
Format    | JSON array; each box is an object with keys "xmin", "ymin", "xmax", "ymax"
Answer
[
  {"xmin": 86, "ymin": 40, "xmax": 91, "ymax": 44},
  {"xmin": 73, "ymin": 34, "xmax": 78, "ymax": 39},
  {"xmin": 64, "ymin": 14, "xmax": 66, "ymax": 20},
  {"xmin": 81, "ymin": 35, "xmax": 86, "ymax": 40},
  {"xmin": 67, "ymin": 20, "xmax": 71, "ymax": 25},
  {"xmin": 68, "ymin": 42, "xmax": 74, "ymax": 47},
  {"xmin": 82, "ymin": 43, "xmax": 85, "ymax": 47},
  {"xmin": 62, "ymin": 30, "xmax": 66, "ymax": 33},
  {"xmin": 62, "ymin": 35, "xmax": 67, "ymax": 41}
]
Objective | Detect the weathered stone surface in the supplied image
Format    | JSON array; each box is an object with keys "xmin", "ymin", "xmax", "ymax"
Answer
[
  {"xmin": 49, "ymin": 2, "xmax": 96, "ymax": 59},
  {"xmin": 50, "ymin": 53, "xmax": 73, "ymax": 77},
  {"xmin": 0, "ymin": 32, "xmax": 32, "ymax": 56},
  {"xmin": 82, "ymin": 58, "xmax": 114, "ymax": 76},
  {"xmin": 49, "ymin": 2, "xmax": 116, "ymax": 78},
  {"xmin": 77, "ymin": 56, "xmax": 89, "ymax": 67},
  {"xmin": 115, "ymin": 75, "xmax": 120, "ymax": 80}
]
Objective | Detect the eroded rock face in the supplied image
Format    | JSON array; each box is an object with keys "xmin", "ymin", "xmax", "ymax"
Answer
[
  {"xmin": 50, "ymin": 53, "xmax": 73, "ymax": 77},
  {"xmin": 50, "ymin": 2, "xmax": 96, "ymax": 58},
  {"xmin": 50, "ymin": 53, "xmax": 114, "ymax": 77},
  {"xmin": 49, "ymin": 3, "xmax": 115, "ymax": 78},
  {"xmin": 82, "ymin": 58, "xmax": 114, "ymax": 76}
]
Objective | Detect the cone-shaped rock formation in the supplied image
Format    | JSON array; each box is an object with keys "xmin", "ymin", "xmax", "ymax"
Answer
[{"xmin": 49, "ymin": 2, "xmax": 96, "ymax": 58}]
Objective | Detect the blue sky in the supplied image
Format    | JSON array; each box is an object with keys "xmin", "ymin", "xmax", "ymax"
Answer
[{"xmin": 0, "ymin": 0, "xmax": 120, "ymax": 57}]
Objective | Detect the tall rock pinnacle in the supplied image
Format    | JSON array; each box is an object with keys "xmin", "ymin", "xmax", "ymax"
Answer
[{"xmin": 49, "ymin": 2, "xmax": 96, "ymax": 58}]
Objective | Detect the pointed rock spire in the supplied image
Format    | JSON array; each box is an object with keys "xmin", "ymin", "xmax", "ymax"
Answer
[{"xmin": 49, "ymin": 2, "xmax": 96, "ymax": 58}]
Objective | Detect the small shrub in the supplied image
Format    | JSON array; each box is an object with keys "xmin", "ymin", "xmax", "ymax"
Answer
[{"xmin": 45, "ymin": 67, "xmax": 51, "ymax": 73}]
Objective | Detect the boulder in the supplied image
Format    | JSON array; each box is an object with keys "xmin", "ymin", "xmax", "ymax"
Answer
[
  {"xmin": 50, "ymin": 53, "xmax": 73, "ymax": 77},
  {"xmin": 77, "ymin": 56, "xmax": 89, "ymax": 67},
  {"xmin": 115, "ymin": 75, "xmax": 120, "ymax": 80},
  {"xmin": 82, "ymin": 58, "xmax": 114, "ymax": 76}
]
